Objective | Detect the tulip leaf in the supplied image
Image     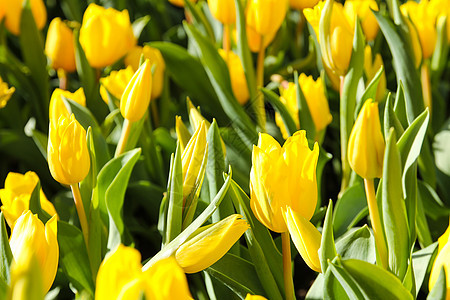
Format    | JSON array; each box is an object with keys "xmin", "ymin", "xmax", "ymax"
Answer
[
  {"xmin": 384, "ymin": 93, "xmax": 404, "ymax": 139},
  {"xmin": 319, "ymin": 200, "xmax": 337, "ymax": 272},
  {"xmin": 333, "ymin": 183, "xmax": 367, "ymax": 237},
  {"xmin": 0, "ymin": 213, "xmax": 12, "ymax": 285},
  {"xmin": 394, "ymin": 82, "xmax": 409, "ymax": 129},
  {"xmin": 427, "ymin": 267, "xmax": 447, "ymax": 300},
  {"xmin": 295, "ymin": 71, "xmax": 315, "ymax": 140},
  {"xmin": 183, "ymin": 23, "xmax": 258, "ymax": 149},
  {"xmin": 57, "ymin": 220, "xmax": 95, "ymax": 295},
  {"xmin": 206, "ymin": 253, "xmax": 266, "ymax": 298},
  {"xmin": 335, "ymin": 226, "xmax": 376, "ymax": 263},
  {"xmin": 327, "ymin": 261, "xmax": 366, "ymax": 299},
  {"xmin": 356, "ymin": 66, "xmax": 385, "ymax": 119},
  {"xmin": 340, "ymin": 258, "xmax": 414, "ymax": 300},
  {"xmin": 412, "ymin": 243, "xmax": 438, "ymax": 297},
  {"xmin": 416, "ymin": 188, "xmax": 433, "ymax": 247},
  {"xmin": 183, "ymin": 0, "xmax": 215, "ymax": 41},
  {"xmin": 380, "ymin": 129, "xmax": 409, "ymax": 279},
  {"xmin": 234, "ymin": 0, "xmax": 257, "ymax": 103},
  {"xmin": 103, "ymin": 148, "xmax": 142, "ymax": 251},
  {"xmin": 29, "ymin": 180, "xmax": 51, "ymax": 224},
  {"xmin": 418, "ymin": 181, "xmax": 450, "ymax": 219},
  {"xmin": 30, "ymin": 129, "xmax": 48, "ymax": 160},
  {"xmin": 261, "ymin": 88, "xmax": 297, "ymax": 137},
  {"xmin": 431, "ymin": 17, "xmax": 449, "ymax": 82},
  {"xmin": 149, "ymin": 42, "xmax": 227, "ymax": 123},
  {"xmin": 132, "ymin": 15, "xmax": 151, "ymax": 40}
]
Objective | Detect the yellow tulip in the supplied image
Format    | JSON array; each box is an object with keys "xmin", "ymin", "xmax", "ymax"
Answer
[
  {"xmin": 10, "ymin": 211, "xmax": 58, "ymax": 294},
  {"xmin": 207, "ymin": 0, "xmax": 236, "ymax": 24},
  {"xmin": 175, "ymin": 116, "xmax": 192, "ymax": 152},
  {"xmin": 168, "ymin": 0, "xmax": 197, "ymax": 7},
  {"xmin": 175, "ymin": 214, "xmax": 249, "ymax": 273},
  {"xmin": 47, "ymin": 114, "xmax": 90, "ymax": 185},
  {"xmin": 4, "ymin": 0, "xmax": 46, "ymax": 35},
  {"xmin": 125, "ymin": 45, "xmax": 166, "ymax": 100},
  {"xmin": 429, "ymin": 221, "xmax": 450, "ymax": 299},
  {"xmin": 246, "ymin": 0, "xmax": 288, "ymax": 37},
  {"xmin": 96, "ymin": 244, "xmax": 192, "ymax": 299},
  {"xmin": 45, "ymin": 18, "xmax": 76, "ymax": 72},
  {"xmin": 245, "ymin": 25, "xmax": 276, "ymax": 53},
  {"xmin": 344, "ymin": 0, "xmax": 379, "ymax": 42},
  {"xmin": 364, "ymin": 46, "xmax": 386, "ymax": 102},
  {"xmin": 289, "ymin": 0, "xmax": 319, "ymax": 11},
  {"xmin": 49, "ymin": 88, "xmax": 86, "ymax": 130},
  {"xmin": 0, "ymin": 2, "xmax": 5, "ymax": 20},
  {"xmin": 120, "ymin": 59, "xmax": 152, "ymax": 122},
  {"xmin": 245, "ymin": 294, "xmax": 268, "ymax": 300},
  {"xmin": 429, "ymin": 0, "xmax": 450, "ymax": 42},
  {"xmin": 250, "ymin": 131, "xmax": 319, "ymax": 233},
  {"xmin": 218, "ymin": 49, "xmax": 249, "ymax": 105},
  {"xmin": 79, "ymin": 4, "xmax": 135, "ymax": 68},
  {"xmin": 100, "ymin": 66, "xmax": 135, "ymax": 106},
  {"xmin": 348, "ymin": 99, "xmax": 384, "ymax": 179},
  {"xmin": 401, "ymin": 1, "xmax": 438, "ymax": 60},
  {"xmin": 0, "ymin": 171, "xmax": 57, "ymax": 230},
  {"xmin": 0, "ymin": 77, "xmax": 15, "ymax": 109},
  {"xmin": 284, "ymin": 206, "xmax": 321, "ymax": 272}
]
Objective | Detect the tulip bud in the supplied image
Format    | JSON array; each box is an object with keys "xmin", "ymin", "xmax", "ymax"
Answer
[
  {"xmin": 348, "ymin": 99, "xmax": 384, "ymax": 179},
  {"xmin": 344, "ymin": 0, "xmax": 379, "ymax": 42},
  {"xmin": 45, "ymin": 18, "xmax": 76, "ymax": 72},
  {"xmin": 100, "ymin": 66, "xmax": 135, "ymax": 106},
  {"xmin": 79, "ymin": 4, "xmax": 135, "ymax": 68},
  {"xmin": 207, "ymin": 0, "xmax": 236, "ymax": 24},
  {"xmin": 49, "ymin": 88, "xmax": 86, "ymax": 129},
  {"xmin": 125, "ymin": 46, "xmax": 166, "ymax": 100},
  {"xmin": 0, "ymin": 77, "xmax": 15, "ymax": 109},
  {"xmin": 284, "ymin": 206, "xmax": 321, "ymax": 272},
  {"xmin": 218, "ymin": 49, "xmax": 249, "ymax": 105},
  {"xmin": 10, "ymin": 211, "xmax": 58, "ymax": 294},
  {"xmin": 0, "ymin": 2, "xmax": 5, "ymax": 20},
  {"xmin": 245, "ymin": 25, "xmax": 276, "ymax": 53},
  {"xmin": 364, "ymin": 46, "xmax": 386, "ymax": 102},
  {"xmin": 175, "ymin": 116, "xmax": 192, "ymax": 152},
  {"xmin": 250, "ymin": 131, "xmax": 319, "ymax": 233},
  {"xmin": 289, "ymin": 0, "xmax": 319, "ymax": 11},
  {"xmin": 48, "ymin": 114, "xmax": 90, "ymax": 185},
  {"xmin": 0, "ymin": 171, "xmax": 57, "ymax": 230},
  {"xmin": 429, "ymin": 221, "xmax": 450, "ymax": 298},
  {"xmin": 168, "ymin": 0, "xmax": 197, "ymax": 7},
  {"xmin": 4, "ymin": 0, "xmax": 46, "ymax": 35},
  {"xmin": 120, "ymin": 59, "xmax": 152, "ymax": 122},
  {"xmin": 175, "ymin": 214, "xmax": 249, "ymax": 273},
  {"xmin": 246, "ymin": 0, "xmax": 288, "ymax": 37},
  {"xmin": 245, "ymin": 295, "xmax": 268, "ymax": 300}
]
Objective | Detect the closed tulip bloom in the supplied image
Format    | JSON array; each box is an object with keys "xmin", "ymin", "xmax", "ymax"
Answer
[
  {"xmin": 49, "ymin": 88, "xmax": 86, "ymax": 129},
  {"xmin": 246, "ymin": 0, "xmax": 288, "ymax": 37},
  {"xmin": 0, "ymin": 171, "xmax": 57, "ymax": 230},
  {"xmin": 429, "ymin": 221, "xmax": 450, "ymax": 299},
  {"xmin": 245, "ymin": 25, "xmax": 276, "ymax": 52},
  {"xmin": 208, "ymin": 0, "xmax": 236, "ymax": 24},
  {"xmin": 245, "ymin": 295, "xmax": 268, "ymax": 300},
  {"xmin": 168, "ymin": 0, "xmax": 197, "ymax": 7},
  {"xmin": 175, "ymin": 214, "xmax": 249, "ymax": 273},
  {"xmin": 0, "ymin": 77, "xmax": 15, "ymax": 109},
  {"xmin": 250, "ymin": 131, "xmax": 319, "ymax": 233},
  {"xmin": 284, "ymin": 206, "xmax": 321, "ymax": 272},
  {"xmin": 79, "ymin": 4, "xmax": 135, "ymax": 68},
  {"xmin": 0, "ymin": 2, "xmax": 5, "ymax": 20},
  {"xmin": 429, "ymin": 0, "xmax": 450, "ymax": 42},
  {"xmin": 364, "ymin": 46, "xmax": 386, "ymax": 102},
  {"xmin": 348, "ymin": 99, "xmax": 384, "ymax": 179},
  {"xmin": 219, "ymin": 49, "xmax": 249, "ymax": 105},
  {"xmin": 125, "ymin": 46, "xmax": 166, "ymax": 100},
  {"xmin": 120, "ymin": 59, "xmax": 152, "ymax": 122},
  {"xmin": 48, "ymin": 114, "xmax": 90, "ymax": 185},
  {"xmin": 45, "ymin": 18, "xmax": 76, "ymax": 72},
  {"xmin": 4, "ymin": 0, "xmax": 46, "ymax": 35},
  {"xmin": 10, "ymin": 211, "xmax": 58, "ymax": 294},
  {"xmin": 344, "ymin": 0, "xmax": 379, "ymax": 41},
  {"xmin": 289, "ymin": 0, "xmax": 319, "ymax": 11},
  {"xmin": 100, "ymin": 66, "xmax": 134, "ymax": 105}
]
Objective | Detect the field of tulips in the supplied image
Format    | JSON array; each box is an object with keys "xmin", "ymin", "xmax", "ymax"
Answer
[{"xmin": 0, "ymin": 0, "xmax": 449, "ymax": 299}]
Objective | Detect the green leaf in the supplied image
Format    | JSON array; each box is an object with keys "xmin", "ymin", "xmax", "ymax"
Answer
[
  {"xmin": 340, "ymin": 258, "xmax": 414, "ymax": 300},
  {"xmin": 261, "ymin": 88, "xmax": 297, "ymax": 137},
  {"xmin": 427, "ymin": 267, "xmax": 447, "ymax": 300},
  {"xmin": 183, "ymin": 0, "xmax": 215, "ymax": 41},
  {"xmin": 394, "ymin": 82, "xmax": 409, "ymax": 129},
  {"xmin": 412, "ymin": 243, "xmax": 437, "ymax": 297},
  {"xmin": 333, "ymin": 183, "xmax": 367, "ymax": 237},
  {"xmin": 431, "ymin": 17, "xmax": 449, "ymax": 82},
  {"xmin": 132, "ymin": 15, "xmax": 151, "ymax": 39},
  {"xmin": 295, "ymin": 71, "xmax": 315, "ymax": 140},
  {"xmin": 328, "ymin": 262, "xmax": 366, "ymax": 299},
  {"xmin": 30, "ymin": 129, "xmax": 48, "ymax": 160},
  {"xmin": 29, "ymin": 180, "xmax": 51, "ymax": 223},
  {"xmin": 206, "ymin": 253, "xmax": 266, "ymax": 298},
  {"xmin": 0, "ymin": 213, "xmax": 12, "ymax": 285},
  {"xmin": 384, "ymin": 93, "xmax": 404, "ymax": 139},
  {"xmin": 416, "ymin": 188, "xmax": 433, "ymax": 247},
  {"xmin": 57, "ymin": 220, "xmax": 94, "ymax": 295},
  {"xmin": 356, "ymin": 66, "xmax": 385, "ymax": 119},
  {"xmin": 336, "ymin": 226, "xmax": 376, "ymax": 263},
  {"xmin": 319, "ymin": 200, "xmax": 337, "ymax": 271}
]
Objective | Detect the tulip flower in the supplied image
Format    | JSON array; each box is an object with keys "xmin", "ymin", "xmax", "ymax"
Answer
[
  {"xmin": 168, "ymin": 0, "xmax": 197, "ymax": 7},
  {"xmin": 45, "ymin": 18, "xmax": 76, "ymax": 73},
  {"xmin": 125, "ymin": 45, "xmax": 166, "ymax": 100},
  {"xmin": 429, "ymin": 0, "xmax": 450, "ymax": 42},
  {"xmin": 218, "ymin": 49, "xmax": 249, "ymax": 105},
  {"xmin": 246, "ymin": 0, "xmax": 288, "ymax": 37},
  {"xmin": 0, "ymin": 171, "xmax": 57, "ymax": 230},
  {"xmin": 79, "ymin": 4, "xmax": 135, "ymax": 68},
  {"xmin": 289, "ymin": 0, "xmax": 319, "ymax": 11},
  {"xmin": 49, "ymin": 88, "xmax": 86, "ymax": 130},
  {"xmin": 96, "ymin": 244, "xmax": 192, "ymax": 299},
  {"xmin": 3, "ymin": 0, "xmax": 46, "ymax": 35},
  {"xmin": 245, "ymin": 295, "xmax": 268, "ymax": 300},
  {"xmin": 10, "ymin": 211, "xmax": 58, "ymax": 294},
  {"xmin": 207, "ymin": 0, "xmax": 236, "ymax": 25},
  {"xmin": 364, "ymin": 46, "xmax": 386, "ymax": 102},
  {"xmin": 0, "ymin": 2, "xmax": 5, "ymax": 20},
  {"xmin": 175, "ymin": 214, "xmax": 249, "ymax": 273},
  {"xmin": 100, "ymin": 66, "xmax": 135, "ymax": 106},
  {"xmin": 0, "ymin": 77, "xmax": 15, "ymax": 109},
  {"xmin": 176, "ymin": 116, "xmax": 192, "ymax": 152},
  {"xmin": 344, "ymin": 0, "xmax": 379, "ymax": 42},
  {"xmin": 429, "ymin": 221, "xmax": 450, "ymax": 299},
  {"xmin": 245, "ymin": 25, "xmax": 276, "ymax": 53},
  {"xmin": 275, "ymin": 75, "xmax": 332, "ymax": 140}
]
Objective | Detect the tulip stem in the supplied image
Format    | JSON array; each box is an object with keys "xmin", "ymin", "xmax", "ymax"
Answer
[
  {"xmin": 57, "ymin": 69, "xmax": 67, "ymax": 90},
  {"xmin": 223, "ymin": 24, "xmax": 230, "ymax": 59},
  {"xmin": 339, "ymin": 75, "xmax": 350, "ymax": 197},
  {"xmin": 282, "ymin": 231, "xmax": 295, "ymax": 300},
  {"xmin": 255, "ymin": 38, "xmax": 266, "ymax": 132},
  {"xmin": 421, "ymin": 60, "xmax": 432, "ymax": 114},
  {"xmin": 71, "ymin": 184, "xmax": 89, "ymax": 248},
  {"xmin": 363, "ymin": 178, "xmax": 387, "ymax": 269},
  {"xmin": 115, "ymin": 118, "xmax": 132, "ymax": 157}
]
